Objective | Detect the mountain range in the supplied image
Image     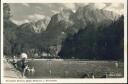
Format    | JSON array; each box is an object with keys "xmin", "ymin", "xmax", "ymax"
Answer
[{"xmin": 4, "ymin": 5, "xmax": 124, "ymax": 60}]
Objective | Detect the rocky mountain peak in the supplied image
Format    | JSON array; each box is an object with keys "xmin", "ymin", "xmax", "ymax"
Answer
[
  {"xmin": 19, "ymin": 17, "xmax": 50, "ymax": 33},
  {"xmin": 74, "ymin": 5, "xmax": 119, "ymax": 28}
]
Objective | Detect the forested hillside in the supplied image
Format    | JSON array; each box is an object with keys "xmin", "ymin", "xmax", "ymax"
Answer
[{"xmin": 59, "ymin": 16, "xmax": 124, "ymax": 60}]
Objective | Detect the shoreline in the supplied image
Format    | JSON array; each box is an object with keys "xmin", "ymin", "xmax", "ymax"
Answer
[
  {"xmin": 3, "ymin": 59, "xmax": 26, "ymax": 79},
  {"xmin": 6, "ymin": 58, "xmax": 123, "ymax": 61}
]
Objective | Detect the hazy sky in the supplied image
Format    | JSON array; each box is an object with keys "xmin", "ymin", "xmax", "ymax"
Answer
[{"xmin": 9, "ymin": 3, "xmax": 124, "ymax": 25}]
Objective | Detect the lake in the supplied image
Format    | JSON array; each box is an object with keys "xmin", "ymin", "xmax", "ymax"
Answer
[{"xmin": 21, "ymin": 59, "xmax": 124, "ymax": 78}]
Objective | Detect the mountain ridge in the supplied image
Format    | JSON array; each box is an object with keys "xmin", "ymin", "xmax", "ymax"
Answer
[{"xmin": 4, "ymin": 5, "xmax": 124, "ymax": 60}]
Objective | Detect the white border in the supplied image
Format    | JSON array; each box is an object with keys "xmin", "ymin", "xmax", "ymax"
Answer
[
  {"xmin": 1, "ymin": 0, "xmax": 127, "ymax": 83},
  {"xmin": 1, "ymin": 0, "xmax": 4, "ymax": 83},
  {"xmin": 1, "ymin": 0, "xmax": 125, "ymax": 3}
]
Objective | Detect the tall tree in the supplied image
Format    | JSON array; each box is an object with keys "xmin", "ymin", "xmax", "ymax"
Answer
[
  {"xmin": 3, "ymin": 3, "xmax": 11, "ymax": 21},
  {"xmin": 3, "ymin": 3, "xmax": 18, "ymax": 56}
]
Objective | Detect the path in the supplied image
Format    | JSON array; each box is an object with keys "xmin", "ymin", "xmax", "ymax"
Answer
[{"xmin": 3, "ymin": 60, "xmax": 24, "ymax": 79}]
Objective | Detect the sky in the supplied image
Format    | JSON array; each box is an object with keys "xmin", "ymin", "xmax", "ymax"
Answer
[{"xmin": 9, "ymin": 3, "xmax": 124, "ymax": 25}]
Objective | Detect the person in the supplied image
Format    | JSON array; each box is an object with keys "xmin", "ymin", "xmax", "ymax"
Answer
[
  {"xmin": 115, "ymin": 61, "xmax": 119, "ymax": 68},
  {"xmin": 90, "ymin": 73, "xmax": 95, "ymax": 78},
  {"xmin": 21, "ymin": 53, "xmax": 28, "ymax": 78},
  {"xmin": 13, "ymin": 56, "xmax": 17, "ymax": 68}
]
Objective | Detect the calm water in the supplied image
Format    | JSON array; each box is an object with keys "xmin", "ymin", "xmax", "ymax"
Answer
[{"xmin": 23, "ymin": 59, "xmax": 124, "ymax": 78}]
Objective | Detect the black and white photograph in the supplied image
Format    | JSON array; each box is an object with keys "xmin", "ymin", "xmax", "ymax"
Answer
[{"xmin": 1, "ymin": 0, "xmax": 127, "ymax": 83}]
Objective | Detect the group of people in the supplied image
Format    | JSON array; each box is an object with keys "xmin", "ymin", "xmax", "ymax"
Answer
[{"xmin": 12, "ymin": 53, "xmax": 35, "ymax": 78}]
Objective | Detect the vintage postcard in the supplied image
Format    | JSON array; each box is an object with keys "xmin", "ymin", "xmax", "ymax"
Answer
[{"xmin": 1, "ymin": 0, "xmax": 127, "ymax": 83}]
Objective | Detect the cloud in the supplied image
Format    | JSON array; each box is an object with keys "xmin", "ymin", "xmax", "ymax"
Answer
[
  {"xmin": 11, "ymin": 19, "xmax": 30, "ymax": 25},
  {"xmin": 63, "ymin": 3, "xmax": 75, "ymax": 9},
  {"xmin": 94, "ymin": 3, "xmax": 106, "ymax": 9},
  {"xmin": 28, "ymin": 14, "xmax": 45, "ymax": 21},
  {"xmin": 74, "ymin": 3, "xmax": 89, "ymax": 9},
  {"xmin": 10, "ymin": 3, "xmax": 124, "ymax": 24},
  {"xmin": 62, "ymin": 3, "xmax": 76, "ymax": 11},
  {"xmin": 47, "ymin": 4, "xmax": 53, "ymax": 8},
  {"xmin": 36, "ymin": 6, "xmax": 42, "ymax": 10},
  {"xmin": 76, "ymin": 3, "xmax": 124, "ymax": 15},
  {"xmin": 51, "ymin": 10, "xmax": 59, "ymax": 14},
  {"xmin": 22, "ymin": 3, "xmax": 30, "ymax": 7},
  {"xmin": 104, "ymin": 3, "xmax": 124, "ymax": 15},
  {"xmin": 110, "ymin": 3, "xmax": 124, "ymax": 9}
]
